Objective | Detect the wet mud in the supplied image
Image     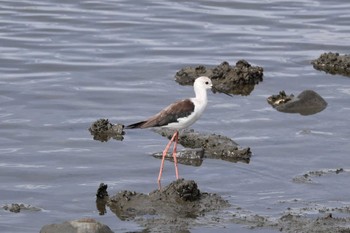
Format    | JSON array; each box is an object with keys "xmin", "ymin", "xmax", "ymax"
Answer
[
  {"xmin": 93, "ymin": 174, "xmax": 350, "ymax": 233},
  {"xmin": 312, "ymin": 52, "xmax": 350, "ymax": 77},
  {"xmin": 267, "ymin": 90, "xmax": 327, "ymax": 115},
  {"xmin": 89, "ymin": 119, "xmax": 125, "ymax": 142},
  {"xmin": 175, "ymin": 60, "xmax": 263, "ymax": 96},
  {"xmin": 40, "ymin": 218, "xmax": 114, "ymax": 233},
  {"xmin": 230, "ymin": 206, "xmax": 350, "ymax": 233},
  {"xmin": 101, "ymin": 179, "xmax": 230, "ymax": 232},
  {"xmin": 292, "ymin": 168, "xmax": 346, "ymax": 184},
  {"xmin": 153, "ymin": 128, "xmax": 251, "ymax": 164}
]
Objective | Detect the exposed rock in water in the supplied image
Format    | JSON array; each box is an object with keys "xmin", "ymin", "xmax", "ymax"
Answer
[
  {"xmin": 153, "ymin": 128, "xmax": 251, "ymax": 164},
  {"xmin": 96, "ymin": 183, "xmax": 109, "ymax": 199},
  {"xmin": 2, "ymin": 203, "xmax": 41, "ymax": 213},
  {"xmin": 89, "ymin": 119, "xmax": 124, "ymax": 142},
  {"xmin": 96, "ymin": 183, "xmax": 109, "ymax": 215},
  {"xmin": 267, "ymin": 90, "xmax": 327, "ymax": 116},
  {"xmin": 107, "ymin": 179, "xmax": 229, "ymax": 232},
  {"xmin": 175, "ymin": 60, "xmax": 263, "ymax": 96},
  {"xmin": 152, "ymin": 148, "xmax": 204, "ymax": 166},
  {"xmin": 312, "ymin": 52, "xmax": 350, "ymax": 77}
]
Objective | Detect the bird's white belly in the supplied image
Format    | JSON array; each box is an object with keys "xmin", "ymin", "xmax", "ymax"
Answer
[
  {"xmin": 163, "ymin": 114, "xmax": 197, "ymax": 129},
  {"xmin": 164, "ymin": 99, "xmax": 206, "ymax": 130}
]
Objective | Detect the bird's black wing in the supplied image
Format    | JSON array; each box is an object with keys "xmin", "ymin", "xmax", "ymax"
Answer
[{"xmin": 126, "ymin": 99, "xmax": 195, "ymax": 129}]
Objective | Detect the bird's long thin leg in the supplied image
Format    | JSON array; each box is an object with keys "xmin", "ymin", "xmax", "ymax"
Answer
[
  {"xmin": 172, "ymin": 130, "xmax": 179, "ymax": 179},
  {"xmin": 157, "ymin": 131, "xmax": 177, "ymax": 188}
]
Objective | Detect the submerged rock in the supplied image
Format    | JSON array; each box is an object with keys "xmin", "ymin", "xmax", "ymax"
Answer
[
  {"xmin": 2, "ymin": 203, "xmax": 41, "ymax": 213},
  {"xmin": 89, "ymin": 119, "xmax": 124, "ymax": 142},
  {"xmin": 230, "ymin": 207, "xmax": 350, "ymax": 233},
  {"xmin": 175, "ymin": 60, "xmax": 263, "ymax": 96},
  {"xmin": 276, "ymin": 211, "xmax": 350, "ymax": 233},
  {"xmin": 267, "ymin": 90, "xmax": 327, "ymax": 115},
  {"xmin": 312, "ymin": 52, "xmax": 350, "ymax": 77},
  {"xmin": 40, "ymin": 218, "xmax": 114, "ymax": 233},
  {"xmin": 153, "ymin": 128, "xmax": 251, "ymax": 164},
  {"xmin": 292, "ymin": 168, "xmax": 346, "ymax": 184}
]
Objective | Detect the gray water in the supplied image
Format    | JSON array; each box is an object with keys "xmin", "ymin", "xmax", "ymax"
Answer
[{"xmin": 1, "ymin": 0, "xmax": 350, "ymax": 232}]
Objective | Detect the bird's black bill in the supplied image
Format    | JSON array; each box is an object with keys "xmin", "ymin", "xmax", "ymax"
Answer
[{"xmin": 212, "ymin": 86, "xmax": 233, "ymax": 97}]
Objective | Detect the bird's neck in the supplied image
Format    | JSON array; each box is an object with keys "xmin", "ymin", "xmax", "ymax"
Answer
[{"xmin": 194, "ymin": 85, "xmax": 208, "ymax": 103}]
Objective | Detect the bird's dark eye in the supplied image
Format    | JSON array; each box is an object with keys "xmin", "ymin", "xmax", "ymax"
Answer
[{"xmin": 205, "ymin": 81, "xmax": 209, "ymax": 85}]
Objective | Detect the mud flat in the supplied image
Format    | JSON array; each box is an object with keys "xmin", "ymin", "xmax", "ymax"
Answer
[
  {"xmin": 229, "ymin": 207, "xmax": 350, "ymax": 233},
  {"xmin": 95, "ymin": 175, "xmax": 350, "ymax": 233},
  {"xmin": 312, "ymin": 52, "xmax": 350, "ymax": 77},
  {"xmin": 40, "ymin": 170, "xmax": 350, "ymax": 232},
  {"xmin": 40, "ymin": 218, "xmax": 113, "ymax": 233},
  {"xmin": 105, "ymin": 179, "xmax": 229, "ymax": 232}
]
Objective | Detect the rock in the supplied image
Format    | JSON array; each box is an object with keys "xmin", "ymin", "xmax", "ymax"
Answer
[
  {"xmin": 292, "ymin": 168, "xmax": 346, "ymax": 184},
  {"xmin": 152, "ymin": 148, "xmax": 204, "ymax": 166},
  {"xmin": 89, "ymin": 119, "xmax": 124, "ymax": 142},
  {"xmin": 96, "ymin": 183, "xmax": 109, "ymax": 199},
  {"xmin": 266, "ymin": 91, "xmax": 294, "ymax": 107},
  {"xmin": 2, "ymin": 203, "xmax": 41, "ymax": 213},
  {"xmin": 3, "ymin": 203, "xmax": 21, "ymax": 213},
  {"xmin": 96, "ymin": 183, "xmax": 109, "ymax": 215},
  {"xmin": 175, "ymin": 60, "xmax": 263, "ymax": 96},
  {"xmin": 267, "ymin": 90, "xmax": 327, "ymax": 115},
  {"xmin": 107, "ymin": 179, "xmax": 229, "ymax": 231},
  {"xmin": 40, "ymin": 218, "xmax": 114, "ymax": 233},
  {"xmin": 312, "ymin": 52, "xmax": 350, "ymax": 77},
  {"xmin": 175, "ymin": 65, "xmax": 213, "ymax": 85},
  {"xmin": 153, "ymin": 128, "xmax": 251, "ymax": 163}
]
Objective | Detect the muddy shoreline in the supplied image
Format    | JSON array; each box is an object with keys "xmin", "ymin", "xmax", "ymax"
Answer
[
  {"xmin": 65, "ymin": 58, "xmax": 350, "ymax": 232},
  {"xmin": 34, "ymin": 174, "xmax": 350, "ymax": 233},
  {"xmin": 93, "ymin": 176, "xmax": 350, "ymax": 233}
]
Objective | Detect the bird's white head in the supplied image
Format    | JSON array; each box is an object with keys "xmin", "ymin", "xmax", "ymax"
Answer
[
  {"xmin": 193, "ymin": 76, "xmax": 212, "ymax": 101},
  {"xmin": 194, "ymin": 76, "xmax": 213, "ymax": 90}
]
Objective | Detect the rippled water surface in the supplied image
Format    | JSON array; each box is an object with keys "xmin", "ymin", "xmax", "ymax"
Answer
[{"xmin": 1, "ymin": 0, "xmax": 350, "ymax": 232}]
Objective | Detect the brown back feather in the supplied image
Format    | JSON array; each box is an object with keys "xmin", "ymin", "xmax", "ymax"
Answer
[{"xmin": 126, "ymin": 99, "xmax": 194, "ymax": 129}]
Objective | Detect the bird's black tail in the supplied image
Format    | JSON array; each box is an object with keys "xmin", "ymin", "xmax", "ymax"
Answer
[{"xmin": 125, "ymin": 121, "xmax": 147, "ymax": 129}]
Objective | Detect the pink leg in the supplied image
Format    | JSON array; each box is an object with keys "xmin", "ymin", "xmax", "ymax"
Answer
[
  {"xmin": 172, "ymin": 131, "xmax": 179, "ymax": 179},
  {"xmin": 157, "ymin": 131, "xmax": 178, "ymax": 188}
]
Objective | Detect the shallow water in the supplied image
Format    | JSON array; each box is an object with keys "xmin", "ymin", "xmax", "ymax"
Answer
[{"xmin": 1, "ymin": 0, "xmax": 350, "ymax": 232}]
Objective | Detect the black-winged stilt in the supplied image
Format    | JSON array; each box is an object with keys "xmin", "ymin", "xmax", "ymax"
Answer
[{"xmin": 127, "ymin": 76, "xmax": 229, "ymax": 187}]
